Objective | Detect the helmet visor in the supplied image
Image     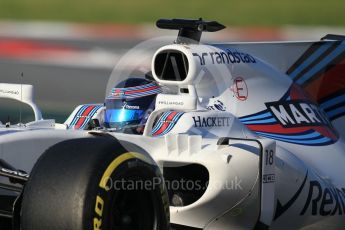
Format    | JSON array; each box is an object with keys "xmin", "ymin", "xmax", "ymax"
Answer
[
  {"xmin": 104, "ymin": 97, "xmax": 151, "ymax": 130},
  {"xmin": 105, "ymin": 108, "xmax": 145, "ymax": 123},
  {"xmin": 104, "ymin": 88, "xmax": 157, "ymax": 131}
]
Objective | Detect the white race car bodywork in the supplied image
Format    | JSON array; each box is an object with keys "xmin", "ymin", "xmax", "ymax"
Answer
[{"xmin": 1, "ymin": 28, "xmax": 345, "ymax": 229}]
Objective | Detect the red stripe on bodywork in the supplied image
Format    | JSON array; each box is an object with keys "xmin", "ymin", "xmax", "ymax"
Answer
[
  {"xmin": 246, "ymin": 124, "xmax": 310, "ymax": 134},
  {"xmin": 153, "ymin": 112, "xmax": 177, "ymax": 136},
  {"xmin": 313, "ymin": 126, "xmax": 338, "ymax": 140},
  {"xmin": 125, "ymin": 86, "xmax": 160, "ymax": 95},
  {"xmin": 303, "ymin": 60, "xmax": 345, "ymax": 101},
  {"xmin": 246, "ymin": 123, "xmax": 337, "ymax": 140},
  {"xmin": 74, "ymin": 106, "xmax": 95, "ymax": 129},
  {"xmin": 290, "ymin": 84, "xmax": 314, "ymax": 101}
]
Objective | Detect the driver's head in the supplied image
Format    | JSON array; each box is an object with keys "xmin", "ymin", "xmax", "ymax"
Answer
[{"xmin": 104, "ymin": 77, "xmax": 162, "ymax": 134}]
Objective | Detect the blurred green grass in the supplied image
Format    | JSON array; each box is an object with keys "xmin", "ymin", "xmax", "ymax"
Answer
[{"xmin": 0, "ymin": 0, "xmax": 344, "ymax": 26}]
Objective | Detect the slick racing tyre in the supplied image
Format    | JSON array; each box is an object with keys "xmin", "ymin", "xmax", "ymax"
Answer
[{"xmin": 20, "ymin": 137, "xmax": 169, "ymax": 230}]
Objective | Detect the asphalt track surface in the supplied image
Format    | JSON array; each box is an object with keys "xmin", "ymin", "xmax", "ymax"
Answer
[
  {"xmin": 0, "ymin": 37, "xmax": 141, "ymax": 124},
  {"xmin": 0, "ymin": 59, "xmax": 111, "ymax": 123}
]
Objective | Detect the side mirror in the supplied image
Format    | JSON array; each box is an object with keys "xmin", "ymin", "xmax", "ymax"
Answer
[{"xmin": 0, "ymin": 83, "xmax": 43, "ymax": 121}]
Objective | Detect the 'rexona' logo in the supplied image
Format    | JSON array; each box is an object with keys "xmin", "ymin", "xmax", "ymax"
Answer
[
  {"xmin": 300, "ymin": 181, "xmax": 345, "ymax": 216},
  {"xmin": 266, "ymin": 100, "xmax": 331, "ymax": 128},
  {"xmin": 122, "ymin": 102, "xmax": 139, "ymax": 110},
  {"xmin": 274, "ymin": 171, "xmax": 345, "ymax": 220}
]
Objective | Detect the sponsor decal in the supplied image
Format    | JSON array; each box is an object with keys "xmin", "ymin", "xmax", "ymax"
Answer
[
  {"xmin": 94, "ymin": 195, "xmax": 104, "ymax": 229},
  {"xmin": 274, "ymin": 171, "xmax": 308, "ymax": 220},
  {"xmin": 300, "ymin": 181, "xmax": 345, "ymax": 216},
  {"xmin": 122, "ymin": 102, "xmax": 139, "ymax": 110},
  {"xmin": 157, "ymin": 100, "xmax": 184, "ymax": 106},
  {"xmin": 69, "ymin": 104, "xmax": 103, "ymax": 130},
  {"xmin": 151, "ymin": 111, "xmax": 184, "ymax": 136},
  {"xmin": 230, "ymin": 77, "xmax": 248, "ymax": 101},
  {"xmin": 266, "ymin": 100, "xmax": 331, "ymax": 128},
  {"xmin": 239, "ymin": 85, "xmax": 339, "ymax": 146},
  {"xmin": 193, "ymin": 116, "xmax": 231, "ymax": 128},
  {"xmin": 0, "ymin": 89, "xmax": 19, "ymax": 95},
  {"xmin": 274, "ymin": 171, "xmax": 345, "ymax": 219},
  {"xmin": 207, "ymin": 99, "xmax": 226, "ymax": 111},
  {"xmin": 192, "ymin": 49, "xmax": 256, "ymax": 66},
  {"xmin": 263, "ymin": 174, "xmax": 275, "ymax": 184}
]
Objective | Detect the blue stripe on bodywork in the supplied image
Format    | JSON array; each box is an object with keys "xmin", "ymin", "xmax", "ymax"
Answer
[
  {"xmin": 258, "ymin": 133, "xmax": 332, "ymax": 146},
  {"xmin": 296, "ymin": 41, "xmax": 345, "ymax": 84},
  {"xmin": 242, "ymin": 117, "xmax": 277, "ymax": 125},
  {"xmin": 326, "ymin": 104, "xmax": 345, "ymax": 118},
  {"xmin": 151, "ymin": 112, "xmax": 171, "ymax": 134},
  {"xmin": 69, "ymin": 105, "xmax": 88, "ymax": 126},
  {"xmin": 255, "ymin": 131, "xmax": 320, "ymax": 140},
  {"xmin": 239, "ymin": 111, "xmax": 273, "ymax": 122},
  {"xmin": 320, "ymin": 94, "xmax": 345, "ymax": 110},
  {"xmin": 78, "ymin": 105, "xmax": 102, "ymax": 129},
  {"xmin": 290, "ymin": 43, "xmax": 333, "ymax": 79}
]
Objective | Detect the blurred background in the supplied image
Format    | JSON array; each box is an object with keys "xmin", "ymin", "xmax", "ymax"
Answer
[{"xmin": 1, "ymin": 0, "xmax": 345, "ymax": 124}]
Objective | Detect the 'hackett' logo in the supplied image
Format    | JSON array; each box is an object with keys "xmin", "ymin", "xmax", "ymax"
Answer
[
  {"xmin": 193, "ymin": 116, "xmax": 231, "ymax": 128},
  {"xmin": 266, "ymin": 100, "xmax": 331, "ymax": 128}
]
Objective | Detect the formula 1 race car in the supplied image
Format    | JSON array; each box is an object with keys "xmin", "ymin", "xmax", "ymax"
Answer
[{"xmin": 0, "ymin": 18, "xmax": 345, "ymax": 230}]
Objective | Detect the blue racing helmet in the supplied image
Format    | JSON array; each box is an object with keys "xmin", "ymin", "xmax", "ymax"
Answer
[{"xmin": 104, "ymin": 77, "xmax": 162, "ymax": 134}]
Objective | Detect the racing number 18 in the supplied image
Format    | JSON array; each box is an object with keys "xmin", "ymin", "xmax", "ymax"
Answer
[{"xmin": 265, "ymin": 149, "xmax": 274, "ymax": 165}]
